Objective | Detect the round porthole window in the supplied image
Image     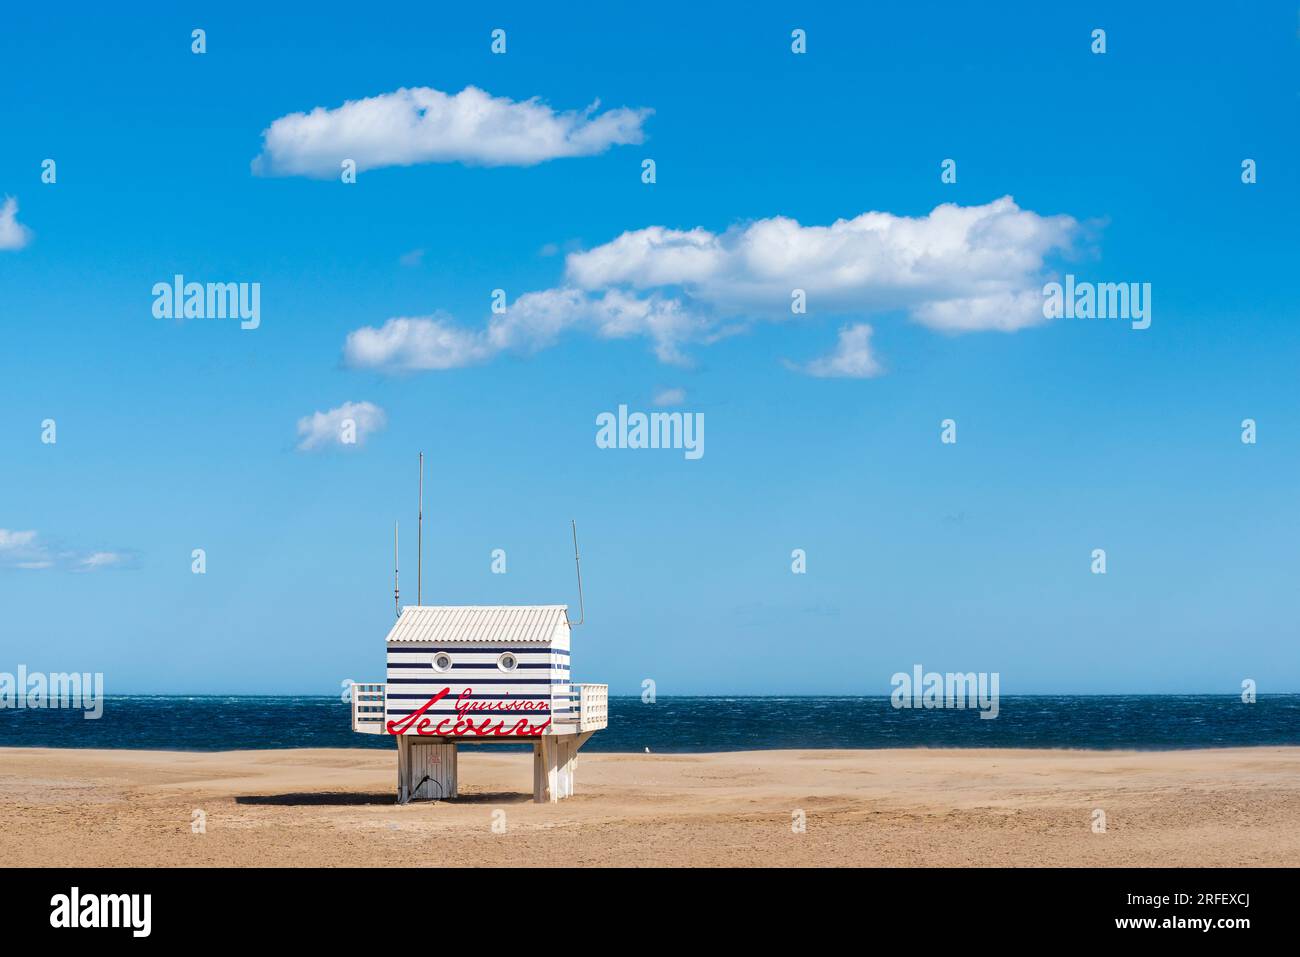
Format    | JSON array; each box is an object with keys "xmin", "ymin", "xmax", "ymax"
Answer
[
  {"xmin": 432, "ymin": 653, "xmax": 453, "ymax": 672},
  {"xmin": 497, "ymin": 652, "xmax": 518, "ymax": 673}
]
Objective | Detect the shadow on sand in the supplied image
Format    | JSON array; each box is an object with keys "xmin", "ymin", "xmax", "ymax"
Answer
[
  {"xmin": 235, "ymin": 791, "xmax": 533, "ymax": 806},
  {"xmin": 439, "ymin": 791, "xmax": 533, "ymax": 805}
]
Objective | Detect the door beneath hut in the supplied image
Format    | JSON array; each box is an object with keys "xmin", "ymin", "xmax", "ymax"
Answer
[{"xmin": 401, "ymin": 739, "xmax": 457, "ymax": 801}]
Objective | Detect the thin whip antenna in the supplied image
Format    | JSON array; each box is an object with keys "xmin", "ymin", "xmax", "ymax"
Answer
[
  {"xmin": 567, "ymin": 519, "xmax": 584, "ymax": 627},
  {"xmin": 417, "ymin": 452, "xmax": 423, "ymax": 606},
  {"xmin": 394, "ymin": 521, "xmax": 400, "ymax": 618}
]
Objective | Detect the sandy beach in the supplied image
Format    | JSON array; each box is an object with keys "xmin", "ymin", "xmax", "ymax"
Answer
[{"xmin": 1, "ymin": 746, "xmax": 1297, "ymax": 867}]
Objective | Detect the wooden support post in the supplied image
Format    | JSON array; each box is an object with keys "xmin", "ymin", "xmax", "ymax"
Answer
[
  {"xmin": 396, "ymin": 735, "xmax": 411, "ymax": 805},
  {"xmin": 534, "ymin": 735, "xmax": 582, "ymax": 802},
  {"xmin": 447, "ymin": 742, "xmax": 458, "ymax": 799},
  {"xmin": 534, "ymin": 736, "xmax": 561, "ymax": 803},
  {"xmin": 534, "ymin": 738, "xmax": 548, "ymax": 803},
  {"xmin": 532, "ymin": 740, "xmax": 544, "ymax": 802},
  {"xmin": 556, "ymin": 736, "xmax": 575, "ymax": 800},
  {"xmin": 564, "ymin": 732, "xmax": 596, "ymax": 798}
]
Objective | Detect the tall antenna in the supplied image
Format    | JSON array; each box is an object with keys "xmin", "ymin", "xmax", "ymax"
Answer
[
  {"xmin": 567, "ymin": 519, "xmax": 584, "ymax": 627},
  {"xmin": 417, "ymin": 452, "xmax": 424, "ymax": 606},
  {"xmin": 393, "ymin": 521, "xmax": 400, "ymax": 618}
]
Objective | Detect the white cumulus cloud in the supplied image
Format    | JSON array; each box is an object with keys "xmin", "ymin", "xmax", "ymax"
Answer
[
  {"xmin": 565, "ymin": 196, "xmax": 1077, "ymax": 333},
  {"xmin": 486, "ymin": 287, "xmax": 706, "ymax": 365},
  {"xmin": 344, "ymin": 290, "xmax": 705, "ymax": 372},
  {"xmin": 652, "ymin": 387, "xmax": 687, "ymax": 406},
  {"xmin": 0, "ymin": 197, "xmax": 33, "ymax": 251},
  {"xmin": 296, "ymin": 401, "xmax": 387, "ymax": 451},
  {"xmin": 340, "ymin": 197, "xmax": 1078, "ymax": 375},
  {"xmin": 252, "ymin": 86, "xmax": 652, "ymax": 177},
  {"xmin": 344, "ymin": 316, "xmax": 493, "ymax": 372},
  {"xmin": 792, "ymin": 324, "xmax": 884, "ymax": 379}
]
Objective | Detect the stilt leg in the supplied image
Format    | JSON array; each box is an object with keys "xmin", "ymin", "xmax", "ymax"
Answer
[
  {"xmin": 557, "ymin": 736, "xmax": 575, "ymax": 799},
  {"xmin": 446, "ymin": 742, "xmax": 458, "ymax": 799},
  {"xmin": 566, "ymin": 732, "xmax": 594, "ymax": 799},
  {"xmin": 396, "ymin": 735, "xmax": 411, "ymax": 805},
  {"xmin": 533, "ymin": 740, "xmax": 546, "ymax": 803},
  {"xmin": 534, "ymin": 735, "xmax": 561, "ymax": 803}
]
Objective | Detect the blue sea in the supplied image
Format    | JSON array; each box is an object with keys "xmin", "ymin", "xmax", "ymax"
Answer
[{"xmin": 1, "ymin": 695, "xmax": 1298, "ymax": 752}]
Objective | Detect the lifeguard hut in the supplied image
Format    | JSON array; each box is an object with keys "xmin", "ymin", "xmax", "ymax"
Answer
[
  {"xmin": 350, "ymin": 467, "xmax": 607, "ymax": 804},
  {"xmin": 351, "ymin": 603, "xmax": 607, "ymax": 803}
]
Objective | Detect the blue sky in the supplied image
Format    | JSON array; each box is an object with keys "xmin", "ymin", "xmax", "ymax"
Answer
[{"xmin": 1, "ymin": 2, "xmax": 1296, "ymax": 694}]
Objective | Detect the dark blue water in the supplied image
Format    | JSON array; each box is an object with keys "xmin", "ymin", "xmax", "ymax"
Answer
[{"xmin": 1, "ymin": 695, "xmax": 1298, "ymax": 752}]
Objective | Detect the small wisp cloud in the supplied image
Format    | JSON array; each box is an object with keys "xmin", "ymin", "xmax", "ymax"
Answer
[
  {"xmin": 0, "ymin": 529, "xmax": 131, "ymax": 572},
  {"xmin": 78, "ymin": 552, "xmax": 128, "ymax": 571},
  {"xmin": 296, "ymin": 401, "xmax": 387, "ymax": 451},
  {"xmin": 0, "ymin": 197, "xmax": 33, "ymax": 251},
  {"xmin": 792, "ymin": 323, "xmax": 884, "ymax": 379}
]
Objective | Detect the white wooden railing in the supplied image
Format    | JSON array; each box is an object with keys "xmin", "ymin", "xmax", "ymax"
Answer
[
  {"xmin": 575, "ymin": 683, "xmax": 608, "ymax": 732},
  {"xmin": 351, "ymin": 682, "xmax": 386, "ymax": 734}
]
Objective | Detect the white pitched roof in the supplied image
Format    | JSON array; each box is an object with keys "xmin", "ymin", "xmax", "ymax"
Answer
[{"xmin": 385, "ymin": 605, "xmax": 570, "ymax": 644}]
